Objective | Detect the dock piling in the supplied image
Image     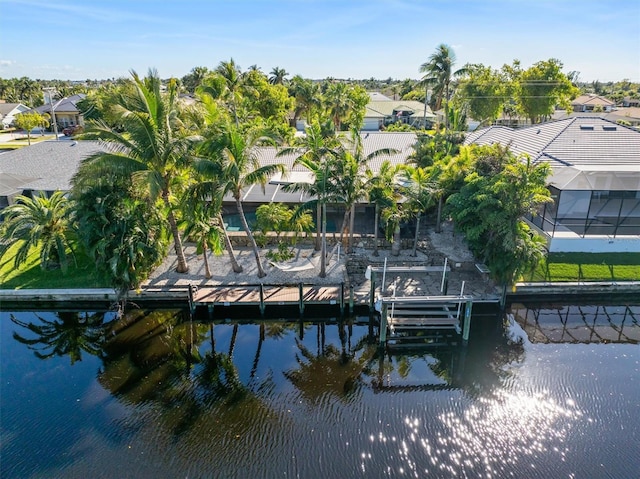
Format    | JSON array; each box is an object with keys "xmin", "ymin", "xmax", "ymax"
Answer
[
  {"xmin": 259, "ymin": 283, "xmax": 265, "ymax": 317},
  {"xmin": 462, "ymin": 300, "xmax": 473, "ymax": 345},
  {"xmin": 298, "ymin": 282, "xmax": 304, "ymax": 316}
]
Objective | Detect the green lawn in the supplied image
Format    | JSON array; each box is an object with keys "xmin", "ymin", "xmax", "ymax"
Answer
[
  {"xmin": 0, "ymin": 241, "xmax": 111, "ymax": 289},
  {"xmin": 525, "ymin": 252, "xmax": 640, "ymax": 282}
]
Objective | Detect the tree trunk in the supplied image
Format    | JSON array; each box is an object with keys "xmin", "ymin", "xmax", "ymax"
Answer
[
  {"xmin": 435, "ymin": 196, "xmax": 443, "ymax": 233},
  {"xmin": 219, "ymin": 214, "xmax": 243, "ymax": 273},
  {"xmin": 164, "ymin": 195, "xmax": 189, "ymax": 273},
  {"xmin": 315, "ymin": 202, "xmax": 321, "ymax": 251},
  {"xmin": 391, "ymin": 225, "xmax": 401, "ymax": 256},
  {"xmin": 320, "ymin": 202, "xmax": 326, "ymax": 278},
  {"xmin": 202, "ymin": 243, "xmax": 212, "ymax": 279},
  {"xmin": 348, "ymin": 203, "xmax": 356, "ymax": 254},
  {"xmin": 236, "ymin": 197, "xmax": 266, "ymax": 278},
  {"xmin": 339, "ymin": 207, "xmax": 349, "ymax": 245},
  {"xmin": 412, "ymin": 214, "xmax": 421, "ymax": 257},
  {"xmin": 373, "ymin": 204, "xmax": 380, "ymax": 256}
]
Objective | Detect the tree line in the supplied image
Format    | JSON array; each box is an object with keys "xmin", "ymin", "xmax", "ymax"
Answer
[{"xmin": 1, "ymin": 50, "xmax": 561, "ymax": 295}]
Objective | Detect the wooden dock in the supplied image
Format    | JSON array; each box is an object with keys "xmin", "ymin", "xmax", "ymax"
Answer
[{"xmin": 189, "ymin": 283, "xmax": 350, "ymax": 316}]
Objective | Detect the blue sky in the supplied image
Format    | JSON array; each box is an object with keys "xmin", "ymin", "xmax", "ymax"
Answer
[{"xmin": 1, "ymin": 0, "xmax": 639, "ymax": 82}]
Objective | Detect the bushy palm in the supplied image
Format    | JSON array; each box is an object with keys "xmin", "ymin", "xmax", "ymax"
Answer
[
  {"xmin": 79, "ymin": 69, "xmax": 194, "ymax": 273},
  {"xmin": 0, "ymin": 191, "xmax": 73, "ymax": 272},
  {"xmin": 400, "ymin": 165, "xmax": 436, "ymax": 256},
  {"xmin": 366, "ymin": 161, "xmax": 401, "ymax": 256}
]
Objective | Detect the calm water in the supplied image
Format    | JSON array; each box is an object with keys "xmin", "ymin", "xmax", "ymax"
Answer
[{"xmin": 1, "ymin": 305, "xmax": 638, "ymax": 479}]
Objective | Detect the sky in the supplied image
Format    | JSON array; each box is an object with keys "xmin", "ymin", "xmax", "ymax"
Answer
[{"xmin": 1, "ymin": 0, "xmax": 639, "ymax": 83}]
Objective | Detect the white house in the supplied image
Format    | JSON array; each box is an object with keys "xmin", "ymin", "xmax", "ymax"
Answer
[
  {"xmin": 0, "ymin": 102, "xmax": 30, "ymax": 128},
  {"xmin": 465, "ymin": 117, "xmax": 640, "ymax": 253}
]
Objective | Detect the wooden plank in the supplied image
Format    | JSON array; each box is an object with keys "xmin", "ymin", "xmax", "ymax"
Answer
[{"xmin": 194, "ymin": 286, "xmax": 261, "ymax": 304}]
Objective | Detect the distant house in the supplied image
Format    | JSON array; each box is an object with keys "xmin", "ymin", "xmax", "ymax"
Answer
[
  {"xmin": 571, "ymin": 94, "xmax": 615, "ymax": 112},
  {"xmin": 364, "ymin": 100, "xmax": 435, "ymax": 131},
  {"xmin": 466, "ymin": 117, "xmax": 640, "ymax": 253},
  {"xmin": 0, "ymin": 102, "xmax": 30, "ymax": 128},
  {"xmin": 32, "ymin": 94, "xmax": 86, "ymax": 130},
  {"xmin": 552, "ymin": 107, "xmax": 640, "ymax": 129},
  {"xmin": 622, "ymin": 97, "xmax": 640, "ymax": 108}
]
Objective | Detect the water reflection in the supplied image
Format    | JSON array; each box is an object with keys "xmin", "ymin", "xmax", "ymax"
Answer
[
  {"xmin": 509, "ymin": 303, "xmax": 640, "ymax": 344},
  {"xmin": 3, "ymin": 307, "xmax": 638, "ymax": 478},
  {"xmin": 10, "ymin": 311, "xmax": 112, "ymax": 364}
]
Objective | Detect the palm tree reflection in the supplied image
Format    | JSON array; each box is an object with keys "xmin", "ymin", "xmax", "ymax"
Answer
[
  {"xmin": 10, "ymin": 311, "xmax": 109, "ymax": 364},
  {"xmin": 285, "ymin": 321, "xmax": 378, "ymax": 403}
]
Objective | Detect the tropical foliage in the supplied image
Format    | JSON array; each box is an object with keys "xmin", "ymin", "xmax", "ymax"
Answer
[
  {"xmin": 0, "ymin": 191, "xmax": 74, "ymax": 272},
  {"xmin": 446, "ymin": 144, "xmax": 552, "ymax": 284}
]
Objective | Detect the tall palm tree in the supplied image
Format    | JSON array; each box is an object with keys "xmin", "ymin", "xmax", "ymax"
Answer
[
  {"xmin": 186, "ymin": 157, "xmax": 244, "ymax": 274},
  {"xmin": 0, "ymin": 191, "xmax": 73, "ymax": 272},
  {"xmin": 80, "ymin": 69, "xmax": 194, "ymax": 273},
  {"xmin": 366, "ymin": 160, "xmax": 401, "ymax": 256},
  {"xmin": 269, "ymin": 66, "xmax": 288, "ymax": 85},
  {"xmin": 215, "ymin": 58, "xmax": 244, "ymax": 126},
  {"xmin": 277, "ymin": 121, "xmax": 341, "ymax": 254},
  {"xmin": 419, "ymin": 44, "xmax": 467, "ymax": 130},
  {"xmin": 334, "ymin": 131, "xmax": 399, "ymax": 253},
  {"xmin": 204, "ymin": 123, "xmax": 286, "ymax": 278}
]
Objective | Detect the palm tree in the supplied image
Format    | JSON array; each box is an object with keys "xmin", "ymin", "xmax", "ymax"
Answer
[
  {"xmin": 269, "ymin": 66, "xmax": 288, "ymax": 85},
  {"xmin": 204, "ymin": 123, "xmax": 286, "ymax": 278},
  {"xmin": 80, "ymin": 69, "xmax": 194, "ymax": 273},
  {"xmin": 333, "ymin": 131, "xmax": 399, "ymax": 253},
  {"xmin": 324, "ymin": 82, "xmax": 351, "ymax": 131},
  {"xmin": 419, "ymin": 44, "xmax": 467, "ymax": 130},
  {"xmin": 288, "ymin": 75, "xmax": 321, "ymax": 125},
  {"xmin": 400, "ymin": 165, "xmax": 436, "ymax": 256},
  {"xmin": 0, "ymin": 191, "xmax": 73, "ymax": 272},
  {"xmin": 180, "ymin": 196, "xmax": 224, "ymax": 279},
  {"xmin": 214, "ymin": 58, "xmax": 244, "ymax": 126},
  {"xmin": 277, "ymin": 121, "xmax": 341, "ymax": 254},
  {"xmin": 366, "ymin": 160, "xmax": 401, "ymax": 256}
]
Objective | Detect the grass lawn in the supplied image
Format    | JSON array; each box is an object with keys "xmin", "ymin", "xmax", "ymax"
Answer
[
  {"xmin": 0, "ymin": 241, "xmax": 111, "ymax": 289},
  {"xmin": 524, "ymin": 252, "xmax": 640, "ymax": 282}
]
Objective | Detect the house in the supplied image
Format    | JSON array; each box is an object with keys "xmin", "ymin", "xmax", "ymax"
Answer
[
  {"xmin": 465, "ymin": 117, "xmax": 640, "ymax": 253},
  {"xmin": 0, "ymin": 139, "xmax": 102, "ymax": 209},
  {"xmin": 552, "ymin": 107, "xmax": 640, "ymax": 129},
  {"xmin": 0, "ymin": 133, "xmax": 419, "ymax": 236},
  {"xmin": 364, "ymin": 100, "xmax": 435, "ymax": 131},
  {"xmin": 0, "ymin": 102, "xmax": 30, "ymax": 128},
  {"xmin": 221, "ymin": 132, "xmax": 418, "ymax": 232},
  {"xmin": 571, "ymin": 94, "xmax": 615, "ymax": 112},
  {"xmin": 32, "ymin": 94, "xmax": 87, "ymax": 130}
]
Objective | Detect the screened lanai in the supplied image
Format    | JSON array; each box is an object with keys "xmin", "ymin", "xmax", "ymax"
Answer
[{"xmin": 529, "ymin": 167, "xmax": 640, "ymax": 237}]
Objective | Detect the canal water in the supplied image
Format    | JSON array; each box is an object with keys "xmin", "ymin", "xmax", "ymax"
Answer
[{"xmin": 1, "ymin": 304, "xmax": 638, "ymax": 478}]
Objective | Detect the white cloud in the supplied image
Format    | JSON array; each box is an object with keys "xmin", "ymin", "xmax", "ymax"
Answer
[{"xmin": 0, "ymin": 60, "xmax": 16, "ymax": 67}]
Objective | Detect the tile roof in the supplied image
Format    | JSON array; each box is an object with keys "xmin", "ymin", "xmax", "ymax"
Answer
[
  {"xmin": 0, "ymin": 103, "xmax": 28, "ymax": 116},
  {"xmin": 571, "ymin": 94, "xmax": 615, "ymax": 106},
  {"xmin": 0, "ymin": 133, "xmax": 419, "ymax": 205},
  {"xmin": 465, "ymin": 117, "xmax": 640, "ymax": 190},
  {"xmin": 365, "ymin": 100, "xmax": 435, "ymax": 119},
  {"xmin": 33, "ymin": 94, "xmax": 86, "ymax": 114},
  {"xmin": 0, "ymin": 139, "xmax": 102, "ymax": 194}
]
